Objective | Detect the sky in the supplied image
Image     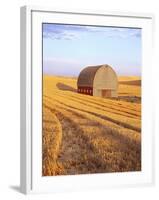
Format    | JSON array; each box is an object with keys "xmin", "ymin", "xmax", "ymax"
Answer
[{"xmin": 43, "ymin": 23, "xmax": 142, "ymax": 76}]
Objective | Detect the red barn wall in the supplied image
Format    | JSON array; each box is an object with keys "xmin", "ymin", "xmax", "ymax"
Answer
[{"xmin": 77, "ymin": 86, "xmax": 93, "ymax": 96}]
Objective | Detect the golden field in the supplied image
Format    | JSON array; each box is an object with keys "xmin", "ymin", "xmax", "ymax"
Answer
[{"xmin": 42, "ymin": 75, "xmax": 141, "ymax": 176}]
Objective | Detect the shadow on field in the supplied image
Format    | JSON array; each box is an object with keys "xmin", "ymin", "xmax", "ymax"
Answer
[
  {"xmin": 111, "ymin": 96, "xmax": 141, "ymax": 103},
  {"xmin": 56, "ymin": 82, "xmax": 77, "ymax": 92}
]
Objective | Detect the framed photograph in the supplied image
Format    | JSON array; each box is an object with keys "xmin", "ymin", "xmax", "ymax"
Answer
[{"xmin": 20, "ymin": 6, "xmax": 154, "ymax": 194}]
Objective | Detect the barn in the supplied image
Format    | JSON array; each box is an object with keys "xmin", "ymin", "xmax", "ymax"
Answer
[{"xmin": 77, "ymin": 64, "xmax": 118, "ymax": 98}]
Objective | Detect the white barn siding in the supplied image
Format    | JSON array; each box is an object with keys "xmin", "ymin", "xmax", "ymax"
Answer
[{"xmin": 93, "ymin": 66, "xmax": 118, "ymax": 97}]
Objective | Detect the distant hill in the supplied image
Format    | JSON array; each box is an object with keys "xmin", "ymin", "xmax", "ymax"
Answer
[{"xmin": 118, "ymin": 76, "xmax": 141, "ymax": 86}]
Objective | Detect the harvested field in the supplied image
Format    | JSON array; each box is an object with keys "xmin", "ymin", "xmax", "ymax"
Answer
[{"xmin": 42, "ymin": 75, "xmax": 141, "ymax": 176}]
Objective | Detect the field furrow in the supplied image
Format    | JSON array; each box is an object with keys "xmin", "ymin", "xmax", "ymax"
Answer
[
  {"xmin": 44, "ymin": 98, "xmax": 140, "ymax": 143},
  {"xmin": 44, "ymin": 103, "xmax": 141, "ymax": 173},
  {"xmin": 65, "ymin": 92, "xmax": 141, "ymax": 114},
  {"xmin": 44, "ymin": 94, "xmax": 141, "ymax": 132},
  {"xmin": 52, "ymin": 91, "xmax": 141, "ymax": 119},
  {"xmin": 42, "ymin": 75, "xmax": 141, "ymax": 175}
]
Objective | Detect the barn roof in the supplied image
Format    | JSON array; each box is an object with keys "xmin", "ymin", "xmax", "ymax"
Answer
[{"xmin": 77, "ymin": 64, "xmax": 109, "ymax": 87}]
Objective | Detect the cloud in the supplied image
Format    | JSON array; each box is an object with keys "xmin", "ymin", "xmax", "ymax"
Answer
[
  {"xmin": 101, "ymin": 28, "xmax": 141, "ymax": 39},
  {"xmin": 43, "ymin": 24, "xmax": 141, "ymax": 40},
  {"xmin": 43, "ymin": 24, "xmax": 89, "ymax": 40}
]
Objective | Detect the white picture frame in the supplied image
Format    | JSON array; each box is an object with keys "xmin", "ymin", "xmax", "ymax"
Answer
[{"xmin": 20, "ymin": 5, "xmax": 154, "ymax": 194}]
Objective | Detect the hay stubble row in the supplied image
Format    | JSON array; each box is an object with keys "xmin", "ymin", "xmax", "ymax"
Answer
[{"xmin": 42, "ymin": 76, "xmax": 141, "ymax": 176}]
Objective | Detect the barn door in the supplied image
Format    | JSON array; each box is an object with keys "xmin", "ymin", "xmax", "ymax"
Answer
[{"xmin": 101, "ymin": 89, "xmax": 111, "ymax": 97}]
